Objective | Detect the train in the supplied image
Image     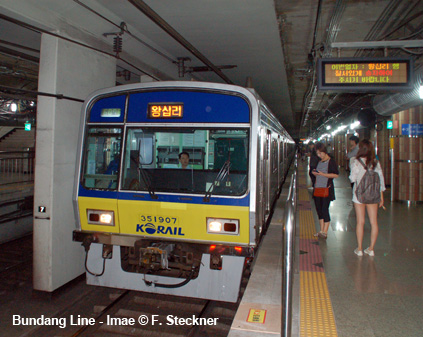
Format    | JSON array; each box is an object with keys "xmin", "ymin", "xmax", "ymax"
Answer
[{"xmin": 72, "ymin": 81, "xmax": 295, "ymax": 302}]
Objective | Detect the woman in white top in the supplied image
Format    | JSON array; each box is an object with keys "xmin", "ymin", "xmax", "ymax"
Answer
[{"xmin": 349, "ymin": 140, "xmax": 385, "ymax": 257}]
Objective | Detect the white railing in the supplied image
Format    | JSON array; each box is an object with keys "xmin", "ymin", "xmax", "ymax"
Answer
[
  {"xmin": 282, "ymin": 152, "xmax": 298, "ymax": 337},
  {"xmin": 0, "ymin": 151, "xmax": 35, "ymax": 185}
]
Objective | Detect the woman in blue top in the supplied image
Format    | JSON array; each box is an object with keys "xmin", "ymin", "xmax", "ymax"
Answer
[{"xmin": 312, "ymin": 142, "xmax": 339, "ymax": 239}]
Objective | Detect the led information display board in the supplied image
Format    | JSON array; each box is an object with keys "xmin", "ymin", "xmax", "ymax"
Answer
[
  {"xmin": 147, "ymin": 103, "xmax": 184, "ymax": 119},
  {"xmin": 318, "ymin": 57, "xmax": 413, "ymax": 91}
]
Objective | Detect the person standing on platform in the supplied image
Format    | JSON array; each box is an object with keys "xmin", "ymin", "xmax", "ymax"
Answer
[
  {"xmin": 312, "ymin": 142, "xmax": 339, "ymax": 239},
  {"xmin": 350, "ymin": 139, "xmax": 385, "ymax": 257},
  {"xmin": 308, "ymin": 142, "xmax": 320, "ymax": 187},
  {"xmin": 347, "ymin": 136, "xmax": 359, "ymax": 168}
]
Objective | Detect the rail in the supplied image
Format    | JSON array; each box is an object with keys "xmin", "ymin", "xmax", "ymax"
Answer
[
  {"xmin": 0, "ymin": 150, "xmax": 35, "ymax": 185},
  {"xmin": 0, "ymin": 196, "xmax": 33, "ymax": 224},
  {"xmin": 282, "ymin": 153, "xmax": 298, "ymax": 337}
]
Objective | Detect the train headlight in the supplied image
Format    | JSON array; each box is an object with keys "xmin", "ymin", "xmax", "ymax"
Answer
[
  {"xmin": 207, "ymin": 218, "xmax": 239, "ymax": 235},
  {"xmin": 208, "ymin": 220, "xmax": 222, "ymax": 232},
  {"xmin": 87, "ymin": 210, "xmax": 115, "ymax": 226}
]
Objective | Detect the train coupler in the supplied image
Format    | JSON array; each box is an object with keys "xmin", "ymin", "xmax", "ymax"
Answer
[
  {"xmin": 102, "ymin": 244, "xmax": 113, "ymax": 259},
  {"xmin": 210, "ymin": 253, "xmax": 223, "ymax": 270}
]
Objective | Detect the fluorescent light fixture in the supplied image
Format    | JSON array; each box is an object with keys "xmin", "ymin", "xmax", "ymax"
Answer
[
  {"xmin": 419, "ymin": 85, "xmax": 423, "ymax": 99},
  {"xmin": 350, "ymin": 121, "xmax": 361, "ymax": 129}
]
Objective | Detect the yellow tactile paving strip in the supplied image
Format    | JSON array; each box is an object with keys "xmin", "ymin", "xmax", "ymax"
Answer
[
  {"xmin": 299, "ymin": 168, "xmax": 338, "ymax": 337},
  {"xmin": 300, "ymin": 271, "xmax": 337, "ymax": 337},
  {"xmin": 299, "ymin": 210, "xmax": 315, "ymax": 240},
  {"xmin": 299, "ymin": 189, "xmax": 309, "ymax": 201}
]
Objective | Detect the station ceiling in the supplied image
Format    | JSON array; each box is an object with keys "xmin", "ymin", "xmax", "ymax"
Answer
[{"xmin": 0, "ymin": 0, "xmax": 422, "ymax": 138}]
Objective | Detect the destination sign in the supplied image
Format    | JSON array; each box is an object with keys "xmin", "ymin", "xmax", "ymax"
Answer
[
  {"xmin": 147, "ymin": 103, "xmax": 184, "ymax": 119},
  {"xmin": 318, "ymin": 57, "xmax": 413, "ymax": 91}
]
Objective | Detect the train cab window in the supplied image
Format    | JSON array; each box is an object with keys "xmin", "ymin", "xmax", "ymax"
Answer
[
  {"xmin": 121, "ymin": 128, "xmax": 249, "ymax": 196},
  {"xmin": 81, "ymin": 127, "xmax": 122, "ymax": 190}
]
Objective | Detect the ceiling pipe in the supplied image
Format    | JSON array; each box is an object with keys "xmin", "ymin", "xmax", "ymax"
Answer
[
  {"xmin": 372, "ymin": 71, "xmax": 423, "ymax": 116},
  {"xmin": 128, "ymin": 0, "xmax": 233, "ymax": 84}
]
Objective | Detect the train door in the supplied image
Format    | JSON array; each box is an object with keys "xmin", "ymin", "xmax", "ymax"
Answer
[
  {"xmin": 256, "ymin": 127, "xmax": 265, "ymax": 238},
  {"xmin": 265, "ymin": 129, "xmax": 271, "ymax": 215},
  {"xmin": 282, "ymin": 138, "xmax": 288, "ymax": 176},
  {"xmin": 118, "ymin": 130, "xmax": 156, "ymax": 227},
  {"xmin": 277, "ymin": 135, "xmax": 281, "ymax": 187}
]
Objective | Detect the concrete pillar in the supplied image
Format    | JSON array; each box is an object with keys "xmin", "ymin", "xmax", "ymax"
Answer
[{"xmin": 34, "ymin": 34, "xmax": 116, "ymax": 291}]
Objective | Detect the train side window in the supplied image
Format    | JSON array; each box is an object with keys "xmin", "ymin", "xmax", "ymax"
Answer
[{"xmin": 81, "ymin": 127, "xmax": 122, "ymax": 190}]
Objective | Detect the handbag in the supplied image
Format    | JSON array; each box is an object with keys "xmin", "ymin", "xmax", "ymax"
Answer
[{"xmin": 313, "ymin": 187, "xmax": 329, "ymax": 198}]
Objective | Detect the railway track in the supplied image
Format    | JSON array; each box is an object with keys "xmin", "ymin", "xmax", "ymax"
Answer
[
  {"xmin": 1, "ymin": 235, "xmax": 250, "ymax": 336},
  {"xmin": 0, "ymin": 234, "xmax": 33, "ymax": 290},
  {"xmin": 25, "ymin": 276, "xmax": 249, "ymax": 337},
  {"xmin": 70, "ymin": 265, "xmax": 250, "ymax": 337},
  {"xmin": 70, "ymin": 290, "xmax": 242, "ymax": 337}
]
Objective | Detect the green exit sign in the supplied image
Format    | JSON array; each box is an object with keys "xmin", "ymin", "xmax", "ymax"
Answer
[
  {"xmin": 387, "ymin": 120, "xmax": 393, "ymax": 130},
  {"xmin": 24, "ymin": 123, "xmax": 31, "ymax": 131}
]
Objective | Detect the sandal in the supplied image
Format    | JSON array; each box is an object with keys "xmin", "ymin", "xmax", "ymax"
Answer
[
  {"xmin": 313, "ymin": 232, "xmax": 322, "ymax": 237},
  {"xmin": 318, "ymin": 232, "xmax": 327, "ymax": 239}
]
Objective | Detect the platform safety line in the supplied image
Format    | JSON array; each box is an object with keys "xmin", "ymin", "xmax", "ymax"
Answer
[
  {"xmin": 298, "ymin": 165, "xmax": 338, "ymax": 336},
  {"xmin": 299, "ymin": 210, "xmax": 316, "ymax": 240},
  {"xmin": 298, "ymin": 177, "xmax": 307, "ymax": 186},
  {"xmin": 300, "ymin": 271, "xmax": 338, "ymax": 337},
  {"xmin": 299, "ymin": 189, "xmax": 309, "ymax": 202}
]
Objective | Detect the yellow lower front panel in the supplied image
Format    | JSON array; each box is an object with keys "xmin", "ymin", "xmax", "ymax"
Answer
[
  {"xmin": 79, "ymin": 197, "xmax": 250, "ymax": 244},
  {"xmin": 78, "ymin": 197, "xmax": 120, "ymax": 233},
  {"xmin": 118, "ymin": 199, "xmax": 249, "ymax": 244}
]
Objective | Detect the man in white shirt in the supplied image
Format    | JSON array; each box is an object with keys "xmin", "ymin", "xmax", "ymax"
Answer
[
  {"xmin": 347, "ymin": 135, "xmax": 359, "ymax": 187},
  {"xmin": 178, "ymin": 152, "xmax": 191, "ymax": 169}
]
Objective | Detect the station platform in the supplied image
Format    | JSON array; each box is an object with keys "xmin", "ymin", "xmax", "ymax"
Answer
[
  {"xmin": 0, "ymin": 175, "xmax": 33, "ymax": 244},
  {"xmin": 230, "ymin": 160, "xmax": 423, "ymax": 337}
]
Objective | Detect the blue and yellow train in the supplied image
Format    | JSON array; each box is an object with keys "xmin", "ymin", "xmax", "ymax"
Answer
[{"xmin": 73, "ymin": 81, "xmax": 294, "ymax": 302}]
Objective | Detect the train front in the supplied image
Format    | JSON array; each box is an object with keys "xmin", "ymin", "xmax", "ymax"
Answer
[{"xmin": 73, "ymin": 83, "xmax": 256, "ymax": 302}]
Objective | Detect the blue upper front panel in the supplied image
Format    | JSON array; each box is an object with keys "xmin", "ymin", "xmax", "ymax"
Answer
[
  {"xmin": 89, "ymin": 95, "xmax": 126, "ymax": 123},
  {"xmin": 127, "ymin": 90, "xmax": 250, "ymax": 123}
]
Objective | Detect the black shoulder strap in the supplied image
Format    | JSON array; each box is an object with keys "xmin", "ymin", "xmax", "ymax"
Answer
[{"xmin": 357, "ymin": 158, "xmax": 367, "ymax": 170}]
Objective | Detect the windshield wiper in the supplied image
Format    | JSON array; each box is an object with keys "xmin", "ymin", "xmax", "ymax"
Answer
[
  {"xmin": 203, "ymin": 160, "xmax": 231, "ymax": 202},
  {"xmin": 130, "ymin": 154, "xmax": 157, "ymax": 199},
  {"xmin": 137, "ymin": 165, "xmax": 158, "ymax": 199}
]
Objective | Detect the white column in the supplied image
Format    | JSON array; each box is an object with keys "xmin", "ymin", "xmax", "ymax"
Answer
[{"xmin": 34, "ymin": 34, "xmax": 116, "ymax": 291}]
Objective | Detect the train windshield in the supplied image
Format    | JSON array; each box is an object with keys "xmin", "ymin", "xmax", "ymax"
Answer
[
  {"xmin": 121, "ymin": 128, "xmax": 249, "ymax": 196},
  {"xmin": 81, "ymin": 127, "xmax": 122, "ymax": 190}
]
